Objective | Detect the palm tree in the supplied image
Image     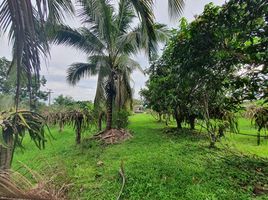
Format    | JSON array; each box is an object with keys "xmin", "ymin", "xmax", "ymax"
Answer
[
  {"xmin": 0, "ymin": 0, "xmax": 74, "ymax": 110},
  {"xmin": 50, "ymin": 0, "xmax": 169, "ymax": 130},
  {"xmin": 0, "ymin": 0, "xmax": 74, "ymax": 169}
]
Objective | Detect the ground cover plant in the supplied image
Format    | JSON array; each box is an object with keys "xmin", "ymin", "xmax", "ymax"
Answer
[{"xmin": 12, "ymin": 114, "xmax": 268, "ymax": 200}]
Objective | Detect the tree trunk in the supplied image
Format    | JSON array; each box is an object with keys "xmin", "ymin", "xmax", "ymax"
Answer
[
  {"xmin": 209, "ymin": 133, "xmax": 217, "ymax": 148},
  {"xmin": 118, "ymin": 76, "xmax": 122, "ymax": 112},
  {"xmin": 0, "ymin": 131, "xmax": 14, "ymax": 170},
  {"xmin": 76, "ymin": 117, "xmax": 83, "ymax": 144},
  {"xmin": 257, "ymin": 130, "xmax": 261, "ymax": 146},
  {"xmin": 98, "ymin": 112, "xmax": 104, "ymax": 131},
  {"xmin": 106, "ymin": 73, "xmax": 115, "ymax": 130},
  {"xmin": 174, "ymin": 108, "xmax": 182, "ymax": 129},
  {"xmin": 76, "ymin": 127, "xmax": 81, "ymax": 144},
  {"xmin": 189, "ymin": 115, "xmax": 195, "ymax": 130},
  {"xmin": 158, "ymin": 113, "xmax": 162, "ymax": 122},
  {"xmin": 106, "ymin": 94, "xmax": 113, "ymax": 130}
]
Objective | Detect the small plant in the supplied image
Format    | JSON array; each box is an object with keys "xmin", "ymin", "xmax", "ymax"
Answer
[
  {"xmin": 0, "ymin": 109, "xmax": 49, "ymax": 169},
  {"xmin": 246, "ymin": 104, "xmax": 268, "ymax": 145},
  {"xmin": 114, "ymin": 110, "xmax": 130, "ymax": 129},
  {"xmin": 44, "ymin": 108, "xmax": 94, "ymax": 144}
]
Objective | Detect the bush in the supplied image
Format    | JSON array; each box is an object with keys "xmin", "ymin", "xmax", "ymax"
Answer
[{"xmin": 114, "ymin": 110, "xmax": 130, "ymax": 129}]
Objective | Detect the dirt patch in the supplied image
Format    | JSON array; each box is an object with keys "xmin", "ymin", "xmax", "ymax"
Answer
[{"xmin": 93, "ymin": 129, "xmax": 133, "ymax": 144}]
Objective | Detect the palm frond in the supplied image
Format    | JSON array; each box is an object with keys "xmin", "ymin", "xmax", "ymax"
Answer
[
  {"xmin": 0, "ymin": 0, "xmax": 74, "ymax": 109},
  {"xmin": 129, "ymin": 0, "xmax": 156, "ymax": 41},
  {"xmin": 121, "ymin": 70, "xmax": 134, "ymax": 109},
  {"xmin": 66, "ymin": 63, "xmax": 98, "ymax": 85},
  {"xmin": 115, "ymin": 0, "xmax": 136, "ymax": 34},
  {"xmin": 77, "ymin": 0, "xmax": 115, "ymax": 45},
  {"xmin": 94, "ymin": 66, "xmax": 111, "ymax": 106},
  {"xmin": 117, "ymin": 55, "xmax": 144, "ymax": 74},
  {"xmin": 118, "ymin": 23, "xmax": 169, "ymax": 56},
  {"xmin": 168, "ymin": 0, "xmax": 185, "ymax": 19},
  {"xmin": 49, "ymin": 25, "xmax": 105, "ymax": 55},
  {"xmin": 47, "ymin": 0, "xmax": 74, "ymax": 24}
]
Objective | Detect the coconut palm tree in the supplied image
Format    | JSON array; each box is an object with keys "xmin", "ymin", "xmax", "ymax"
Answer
[
  {"xmin": 50, "ymin": 0, "xmax": 169, "ymax": 130},
  {"xmin": 0, "ymin": 0, "xmax": 74, "ymax": 110},
  {"xmin": 0, "ymin": 0, "xmax": 74, "ymax": 170}
]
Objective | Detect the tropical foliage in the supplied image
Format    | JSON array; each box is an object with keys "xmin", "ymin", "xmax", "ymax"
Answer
[
  {"xmin": 49, "ymin": 0, "xmax": 170, "ymax": 130},
  {"xmin": 44, "ymin": 100, "xmax": 95, "ymax": 144},
  {"xmin": 0, "ymin": 109, "xmax": 49, "ymax": 169},
  {"xmin": 0, "ymin": 0, "xmax": 74, "ymax": 109},
  {"xmin": 0, "ymin": 0, "xmax": 74, "ymax": 170},
  {"xmin": 142, "ymin": 0, "xmax": 268, "ymax": 147},
  {"xmin": 246, "ymin": 103, "xmax": 268, "ymax": 145}
]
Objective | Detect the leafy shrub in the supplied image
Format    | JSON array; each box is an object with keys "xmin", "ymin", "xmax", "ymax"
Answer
[{"xmin": 114, "ymin": 110, "xmax": 130, "ymax": 129}]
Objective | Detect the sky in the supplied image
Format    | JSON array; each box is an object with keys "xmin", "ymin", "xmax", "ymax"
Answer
[{"xmin": 0, "ymin": 0, "xmax": 227, "ymax": 103}]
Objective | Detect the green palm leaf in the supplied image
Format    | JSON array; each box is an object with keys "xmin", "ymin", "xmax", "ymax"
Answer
[
  {"xmin": 67, "ymin": 63, "xmax": 98, "ymax": 85},
  {"xmin": 49, "ymin": 25, "xmax": 105, "ymax": 55}
]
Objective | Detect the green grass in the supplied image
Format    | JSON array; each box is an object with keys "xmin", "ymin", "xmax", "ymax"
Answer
[
  {"xmin": 223, "ymin": 117, "xmax": 268, "ymax": 158},
  {"xmin": 13, "ymin": 114, "xmax": 268, "ymax": 200}
]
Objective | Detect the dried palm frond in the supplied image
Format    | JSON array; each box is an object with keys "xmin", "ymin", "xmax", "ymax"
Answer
[{"xmin": 0, "ymin": 168, "xmax": 67, "ymax": 200}]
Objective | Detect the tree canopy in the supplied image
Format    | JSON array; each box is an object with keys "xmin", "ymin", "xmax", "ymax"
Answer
[{"xmin": 142, "ymin": 0, "xmax": 268, "ymax": 146}]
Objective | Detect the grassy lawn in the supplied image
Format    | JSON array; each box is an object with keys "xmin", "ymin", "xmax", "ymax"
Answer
[
  {"xmin": 13, "ymin": 114, "xmax": 268, "ymax": 200},
  {"xmin": 223, "ymin": 118, "xmax": 268, "ymax": 157}
]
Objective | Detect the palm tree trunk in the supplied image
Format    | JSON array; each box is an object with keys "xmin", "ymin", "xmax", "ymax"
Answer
[
  {"xmin": 106, "ymin": 93, "xmax": 113, "ymax": 130},
  {"xmin": 118, "ymin": 75, "xmax": 122, "ymax": 112},
  {"xmin": 106, "ymin": 73, "xmax": 115, "ymax": 130},
  {"xmin": 98, "ymin": 112, "xmax": 104, "ymax": 131}
]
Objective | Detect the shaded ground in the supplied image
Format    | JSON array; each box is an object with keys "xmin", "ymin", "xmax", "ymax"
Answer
[{"xmin": 13, "ymin": 114, "xmax": 268, "ymax": 200}]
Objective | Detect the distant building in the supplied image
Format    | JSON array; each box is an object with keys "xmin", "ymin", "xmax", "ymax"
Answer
[{"xmin": 134, "ymin": 105, "xmax": 144, "ymax": 113}]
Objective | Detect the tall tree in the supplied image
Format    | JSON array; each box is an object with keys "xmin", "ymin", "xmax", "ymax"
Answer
[
  {"xmin": 0, "ymin": 0, "xmax": 74, "ymax": 169},
  {"xmin": 0, "ymin": 0, "xmax": 74, "ymax": 110},
  {"xmin": 50, "ymin": 0, "xmax": 169, "ymax": 130}
]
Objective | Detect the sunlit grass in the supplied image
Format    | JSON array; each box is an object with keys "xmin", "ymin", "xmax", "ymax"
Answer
[{"xmin": 12, "ymin": 114, "xmax": 268, "ymax": 200}]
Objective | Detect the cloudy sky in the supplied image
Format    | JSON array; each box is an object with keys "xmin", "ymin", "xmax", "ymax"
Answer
[{"xmin": 0, "ymin": 0, "xmax": 226, "ymax": 103}]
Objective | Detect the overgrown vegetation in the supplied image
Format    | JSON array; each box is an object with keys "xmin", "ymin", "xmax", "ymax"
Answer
[
  {"xmin": 0, "ymin": 0, "xmax": 268, "ymax": 199},
  {"xmin": 12, "ymin": 114, "xmax": 268, "ymax": 199}
]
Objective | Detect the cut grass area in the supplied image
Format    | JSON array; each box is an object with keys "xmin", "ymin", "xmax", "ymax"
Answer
[
  {"xmin": 13, "ymin": 114, "xmax": 268, "ymax": 200},
  {"xmin": 223, "ymin": 117, "xmax": 268, "ymax": 158}
]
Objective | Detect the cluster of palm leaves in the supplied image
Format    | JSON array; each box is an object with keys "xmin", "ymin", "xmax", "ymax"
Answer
[
  {"xmin": 0, "ymin": 0, "xmax": 185, "ymax": 168},
  {"xmin": 0, "ymin": 0, "xmax": 184, "ymax": 111},
  {"xmin": 49, "ymin": 0, "xmax": 185, "ymax": 130},
  {"xmin": 0, "ymin": 0, "xmax": 74, "ymax": 108},
  {"xmin": 0, "ymin": 109, "xmax": 49, "ymax": 169}
]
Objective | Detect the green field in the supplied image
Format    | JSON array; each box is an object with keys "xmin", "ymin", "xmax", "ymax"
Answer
[{"xmin": 13, "ymin": 114, "xmax": 268, "ymax": 200}]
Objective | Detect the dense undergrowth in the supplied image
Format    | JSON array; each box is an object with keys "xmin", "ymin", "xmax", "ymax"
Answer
[{"xmin": 13, "ymin": 114, "xmax": 268, "ymax": 200}]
